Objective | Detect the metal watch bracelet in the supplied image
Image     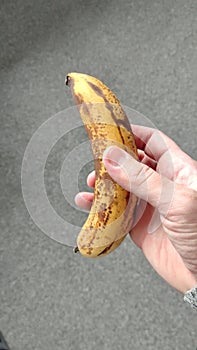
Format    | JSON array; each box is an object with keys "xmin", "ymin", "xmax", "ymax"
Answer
[{"xmin": 184, "ymin": 285, "xmax": 197, "ymax": 310}]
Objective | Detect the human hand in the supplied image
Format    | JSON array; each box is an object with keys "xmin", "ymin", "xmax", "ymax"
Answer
[{"xmin": 75, "ymin": 125, "xmax": 197, "ymax": 293}]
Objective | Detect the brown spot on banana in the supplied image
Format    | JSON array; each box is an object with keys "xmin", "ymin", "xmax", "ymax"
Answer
[{"xmin": 66, "ymin": 72, "xmax": 139, "ymax": 257}]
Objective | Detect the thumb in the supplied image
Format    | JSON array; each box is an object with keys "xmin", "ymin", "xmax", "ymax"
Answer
[{"xmin": 103, "ymin": 146, "xmax": 175, "ymax": 216}]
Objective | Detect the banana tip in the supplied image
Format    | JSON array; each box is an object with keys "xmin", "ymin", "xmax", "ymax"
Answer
[
  {"xmin": 65, "ymin": 74, "xmax": 71, "ymax": 86},
  {"xmin": 73, "ymin": 246, "xmax": 79, "ymax": 254}
]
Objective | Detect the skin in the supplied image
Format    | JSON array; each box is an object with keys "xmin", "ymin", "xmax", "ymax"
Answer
[{"xmin": 75, "ymin": 125, "xmax": 197, "ymax": 294}]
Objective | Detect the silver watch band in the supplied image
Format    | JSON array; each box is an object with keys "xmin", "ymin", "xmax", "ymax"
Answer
[{"xmin": 184, "ymin": 285, "xmax": 197, "ymax": 310}]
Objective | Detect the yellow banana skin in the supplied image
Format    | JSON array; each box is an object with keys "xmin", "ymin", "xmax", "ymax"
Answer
[{"xmin": 66, "ymin": 72, "xmax": 139, "ymax": 257}]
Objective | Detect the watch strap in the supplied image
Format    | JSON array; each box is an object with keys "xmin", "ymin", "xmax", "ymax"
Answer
[{"xmin": 184, "ymin": 285, "xmax": 197, "ymax": 310}]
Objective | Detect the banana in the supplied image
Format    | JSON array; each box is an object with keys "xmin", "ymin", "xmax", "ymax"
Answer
[{"xmin": 66, "ymin": 72, "xmax": 139, "ymax": 257}]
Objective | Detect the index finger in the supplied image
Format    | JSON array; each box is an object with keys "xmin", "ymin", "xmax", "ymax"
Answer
[{"xmin": 131, "ymin": 124, "xmax": 181, "ymax": 162}]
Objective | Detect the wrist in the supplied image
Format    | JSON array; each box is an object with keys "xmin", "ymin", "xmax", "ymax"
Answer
[{"xmin": 180, "ymin": 270, "xmax": 197, "ymax": 294}]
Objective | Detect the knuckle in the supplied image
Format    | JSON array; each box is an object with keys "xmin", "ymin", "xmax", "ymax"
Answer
[{"xmin": 135, "ymin": 164, "xmax": 154, "ymax": 186}]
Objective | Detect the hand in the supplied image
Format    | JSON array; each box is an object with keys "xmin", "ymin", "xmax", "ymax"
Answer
[{"xmin": 75, "ymin": 125, "xmax": 197, "ymax": 293}]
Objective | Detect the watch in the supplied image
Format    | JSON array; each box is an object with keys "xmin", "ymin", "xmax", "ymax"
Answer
[{"xmin": 184, "ymin": 285, "xmax": 197, "ymax": 310}]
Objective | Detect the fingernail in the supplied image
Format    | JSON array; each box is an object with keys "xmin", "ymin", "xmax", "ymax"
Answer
[
  {"xmin": 74, "ymin": 193, "xmax": 82, "ymax": 202},
  {"xmin": 103, "ymin": 146, "xmax": 130, "ymax": 167}
]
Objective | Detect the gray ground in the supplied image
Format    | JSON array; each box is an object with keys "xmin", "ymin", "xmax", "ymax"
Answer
[{"xmin": 0, "ymin": 1, "xmax": 197, "ymax": 349}]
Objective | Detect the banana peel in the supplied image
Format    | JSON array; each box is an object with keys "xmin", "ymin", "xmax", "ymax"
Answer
[{"xmin": 66, "ymin": 72, "xmax": 139, "ymax": 257}]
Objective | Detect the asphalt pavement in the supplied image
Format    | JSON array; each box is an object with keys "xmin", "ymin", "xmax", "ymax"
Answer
[{"xmin": 0, "ymin": 1, "xmax": 197, "ymax": 349}]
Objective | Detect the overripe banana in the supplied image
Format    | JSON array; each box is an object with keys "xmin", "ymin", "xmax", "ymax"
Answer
[{"xmin": 66, "ymin": 72, "xmax": 139, "ymax": 257}]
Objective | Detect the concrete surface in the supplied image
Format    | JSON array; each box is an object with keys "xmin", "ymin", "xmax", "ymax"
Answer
[{"xmin": 0, "ymin": 0, "xmax": 197, "ymax": 349}]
